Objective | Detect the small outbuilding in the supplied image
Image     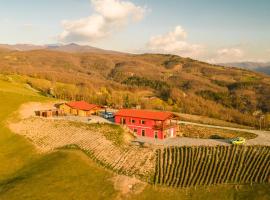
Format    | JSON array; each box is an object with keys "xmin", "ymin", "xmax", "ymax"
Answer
[
  {"xmin": 35, "ymin": 109, "xmax": 64, "ymax": 118},
  {"xmin": 59, "ymin": 101, "xmax": 101, "ymax": 117}
]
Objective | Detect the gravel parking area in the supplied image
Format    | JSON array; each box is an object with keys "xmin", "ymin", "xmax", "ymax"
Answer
[
  {"xmin": 135, "ymin": 136, "xmax": 230, "ymax": 147},
  {"xmin": 135, "ymin": 121, "xmax": 270, "ymax": 147},
  {"xmin": 52, "ymin": 115, "xmax": 113, "ymax": 124}
]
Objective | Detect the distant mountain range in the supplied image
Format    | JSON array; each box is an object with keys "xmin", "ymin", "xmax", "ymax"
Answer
[
  {"xmin": 1, "ymin": 43, "xmax": 269, "ymax": 76},
  {"xmin": 0, "ymin": 43, "xmax": 123, "ymax": 54},
  {"xmin": 220, "ymin": 62, "xmax": 270, "ymax": 75}
]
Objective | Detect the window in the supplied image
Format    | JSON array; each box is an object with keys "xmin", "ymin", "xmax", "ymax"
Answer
[
  {"xmin": 142, "ymin": 129, "xmax": 145, "ymax": 137},
  {"xmin": 141, "ymin": 120, "xmax": 145, "ymax": 125},
  {"xmin": 131, "ymin": 119, "xmax": 136, "ymax": 124},
  {"xmin": 133, "ymin": 129, "xmax": 137, "ymax": 133}
]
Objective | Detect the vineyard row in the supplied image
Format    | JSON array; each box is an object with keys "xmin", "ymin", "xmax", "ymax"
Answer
[{"xmin": 154, "ymin": 145, "xmax": 270, "ymax": 187}]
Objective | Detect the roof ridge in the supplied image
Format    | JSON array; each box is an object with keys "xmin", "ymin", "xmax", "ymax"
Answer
[{"xmin": 115, "ymin": 109, "xmax": 173, "ymax": 121}]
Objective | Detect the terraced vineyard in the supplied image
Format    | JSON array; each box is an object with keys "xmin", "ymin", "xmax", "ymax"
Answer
[
  {"xmin": 154, "ymin": 146, "xmax": 270, "ymax": 187},
  {"xmin": 9, "ymin": 116, "xmax": 270, "ymax": 188},
  {"xmin": 9, "ymin": 118, "xmax": 156, "ymax": 181}
]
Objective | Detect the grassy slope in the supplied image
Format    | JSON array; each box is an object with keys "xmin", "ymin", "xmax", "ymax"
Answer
[
  {"xmin": 0, "ymin": 78, "xmax": 117, "ymax": 200},
  {"xmin": 178, "ymin": 124, "xmax": 257, "ymax": 139},
  {"xmin": 177, "ymin": 113, "xmax": 252, "ymax": 129},
  {"xmin": 0, "ymin": 76, "xmax": 269, "ymax": 200},
  {"xmin": 0, "ymin": 151, "xmax": 116, "ymax": 200},
  {"xmin": 0, "ymin": 80, "xmax": 43, "ymax": 181}
]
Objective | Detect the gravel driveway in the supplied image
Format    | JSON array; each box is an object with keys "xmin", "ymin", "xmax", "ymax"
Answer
[
  {"xmin": 135, "ymin": 121, "xmax": 270, "ymax": 146},
  {"xmin": 52, "ymin": 115, "xmax": 113, "ymax": 124}
]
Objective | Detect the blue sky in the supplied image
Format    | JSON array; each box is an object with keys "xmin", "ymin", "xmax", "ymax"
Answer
[{"xmin": 0, "ymin": 0, "xmax": 269, "ymax": 62}]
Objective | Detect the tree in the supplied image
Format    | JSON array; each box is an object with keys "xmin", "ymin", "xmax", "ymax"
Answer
[{"xmin": 124, "ymin": 94, "xmax": 131, "ymax": 108}]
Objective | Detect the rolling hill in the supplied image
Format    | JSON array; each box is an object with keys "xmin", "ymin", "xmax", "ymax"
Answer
[
  {"xmin": 0, "ymin": 43, "xmax": 122, "ymax": 54},
  {"xmin": 220, "ymin": 62, "xmax": 270, "ymax": 75},
  {"xmin": 0, "ymin": 49, "xmax": 269, "ymax": 127}
]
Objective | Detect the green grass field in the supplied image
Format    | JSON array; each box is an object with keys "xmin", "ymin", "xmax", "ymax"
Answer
[
  {"xmin": 0, "ymin": 77, "xmax": 117, "ymax": 200},
  {"xmin": 0, "ymin": 75, "xmax": 269, "ymax": 200}
]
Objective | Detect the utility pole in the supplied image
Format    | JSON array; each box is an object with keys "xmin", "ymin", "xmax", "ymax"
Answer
[{"xmin": 260, "ymin": 115, "xmax": 265, "ymax": 130}]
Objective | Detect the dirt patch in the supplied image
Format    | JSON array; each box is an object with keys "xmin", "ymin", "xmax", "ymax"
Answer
[
  {"xmin": 17, "ymin": 101, "xmax": 61, "ymax": 119},
  {"xmin": 112, "ymin": 175, "xmax": 146, "ymax": 199}
]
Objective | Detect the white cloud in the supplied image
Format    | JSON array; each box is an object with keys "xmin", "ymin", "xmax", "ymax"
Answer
[
  {"xmin": 59, "ymin": 0, "xmax": 146, "ymax": 43},
  {"xmin": 208, "ymin": 48, "xmax": 245, "ymax": 63},
  {"xmin": 147, "ymin": 26, "xmax": 203, "ymax": 58},
  {"xmin": 217, "ymin": 48, "xmax": 244, "ymax": 58},
  {"xmin": 92, "ymin": 0, "xmax": 144, "ymax": 22}
]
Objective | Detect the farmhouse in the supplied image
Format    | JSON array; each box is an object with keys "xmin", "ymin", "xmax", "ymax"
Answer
[
  {"xmin": 59, "ymin": 101, "xmax": 101, "ymax": 117},
  {"xmin": 115, "ymin": 109, "xmax": 178, "ymax": 139}
]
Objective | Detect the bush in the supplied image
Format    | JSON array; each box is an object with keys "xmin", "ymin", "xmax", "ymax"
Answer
[{"xmin": 210, "ymin": 135, "xmax": 225, "ymax": 139}]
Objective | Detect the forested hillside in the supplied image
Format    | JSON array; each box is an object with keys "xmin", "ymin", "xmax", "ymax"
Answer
[{"xmin": 0, "ymin": 49, "xmax": 269, "ymax": 127}]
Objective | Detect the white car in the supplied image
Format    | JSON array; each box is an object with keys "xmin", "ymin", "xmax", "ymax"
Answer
[{"xmin": 102, "ymin": 112, "xmax": 114, "ymax": 119}]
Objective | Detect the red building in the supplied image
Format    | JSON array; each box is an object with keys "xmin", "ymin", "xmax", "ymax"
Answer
[{"xmin": 115, "ymin": 109, "xmax": 178, "ymax": 139}]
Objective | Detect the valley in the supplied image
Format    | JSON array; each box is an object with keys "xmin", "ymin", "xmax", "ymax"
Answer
[{"xmin": 0, "ymin": 49, "xmax": 269, "ymax": 129}]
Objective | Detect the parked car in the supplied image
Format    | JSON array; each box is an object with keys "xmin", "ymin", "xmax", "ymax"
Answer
[
  {"xmin": 101, "ymin": 112, "xmax": 114, "ymax": 119},
  {"xmin": 230, "ymin": 137, "xmax": 246, "ymax": 145}
]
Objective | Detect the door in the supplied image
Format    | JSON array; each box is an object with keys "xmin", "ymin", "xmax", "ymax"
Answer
[
  {"xmin": 154, "ymin": 131, "xmax": 158, "ymax": 139},
  {"xmin": 170, "ymin": 128, "xmax": 174, "ymax": 137},
  {"xmin": 121, "ymin": 118, "xmax": 126, "ymax": 124}
]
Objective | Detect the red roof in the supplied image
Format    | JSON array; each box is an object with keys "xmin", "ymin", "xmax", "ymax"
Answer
[
  {"xmin": 115, "ymin": 109, "xmax": 174, "ymax": 121},
  {"xmin": 66, "ymin": 101, "xmax": 99, "ymax": 111}
]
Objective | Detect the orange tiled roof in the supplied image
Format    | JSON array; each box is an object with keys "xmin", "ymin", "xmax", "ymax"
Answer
[
  {"xmin": 115, "ymin": 109, "xmax": 174, "ymax": 121},
  {"xmin": 66, "ymin": 101, "xmax": 99, "ymax": 111}
]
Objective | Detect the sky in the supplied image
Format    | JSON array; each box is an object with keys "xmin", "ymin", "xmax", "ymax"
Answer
[{"xmin": 0, "ymin": 0, "xmax": 270, "ymax": 63}]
